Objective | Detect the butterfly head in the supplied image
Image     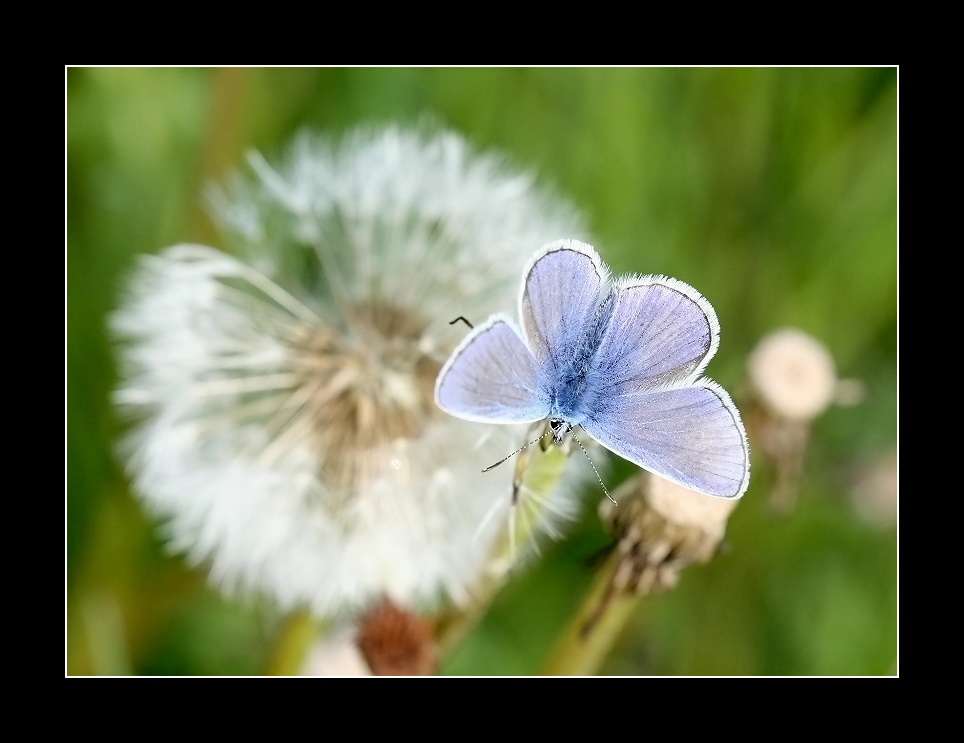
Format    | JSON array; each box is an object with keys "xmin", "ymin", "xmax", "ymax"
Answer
[{"xmin": 548, "ymin": 418, "xmax": 573, "ymax": 445}]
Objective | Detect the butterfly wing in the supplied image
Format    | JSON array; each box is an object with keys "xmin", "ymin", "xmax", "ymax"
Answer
[
  {"xmin": 583, "ymin": 380, "xmax": 749, "ymax": 498},
  {"xmin": 435, "ymin": 316, "xmax": 549, "ymax": 424},
  {"xmin": 519, "ymin": 240, "xmax": 608, "ymax": 377},
  {"xmin": 591, "ymin": 275, "xmax": 720, "ymax": 389},
  {"xmin": 581, "ymin": 276, "xmax": 749, "ymax": 498}
]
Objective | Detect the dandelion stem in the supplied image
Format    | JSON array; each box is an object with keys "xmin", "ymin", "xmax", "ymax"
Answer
[
  {"xmin": 265, "ymin": 609, "xmax": 320, "ymax": 676},
  {"xmin": 541, "ymin": 550, "xmax": 641, "ymax": 676}
]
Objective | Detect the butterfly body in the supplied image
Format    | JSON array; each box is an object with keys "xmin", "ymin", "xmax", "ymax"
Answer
[{"xmin": 435, "ymin": 240, "xmax": 750, "ymax": 499}]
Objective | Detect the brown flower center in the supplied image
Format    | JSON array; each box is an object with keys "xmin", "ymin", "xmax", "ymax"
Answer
[{"xmin": 292, "ymin": 300, "xmax": 442, "ymax": 490}]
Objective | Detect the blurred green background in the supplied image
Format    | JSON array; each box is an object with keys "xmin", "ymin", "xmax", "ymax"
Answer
[{"xmin": 67, "ymin": 67, "xmax": 897, "ymax": 676}]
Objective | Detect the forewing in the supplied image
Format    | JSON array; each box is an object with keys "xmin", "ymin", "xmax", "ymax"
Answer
[
  {"xmin": 520, "ymin": 240, "xmax": 607, "ymax": 375},
  {"xmin": 582, "ymin": 380, "xmax": 750, "ymax": 498},
  {"xmin": 592, "ymin": 275, "xmax": 720, "ymax": 392},
  {"xmin": 435, "ymin": 316, "xmax": 549, "ymax": 424}
]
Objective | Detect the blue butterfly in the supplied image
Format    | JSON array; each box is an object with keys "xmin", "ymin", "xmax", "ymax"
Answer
[{"xmin": 434, "ymin": 239, "xmax": 750, "ymax": 498}]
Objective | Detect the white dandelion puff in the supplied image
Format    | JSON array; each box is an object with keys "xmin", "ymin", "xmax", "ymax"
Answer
[{"xmin": 112, "ymin": 125, "xmax": 587, "ymax": 616}]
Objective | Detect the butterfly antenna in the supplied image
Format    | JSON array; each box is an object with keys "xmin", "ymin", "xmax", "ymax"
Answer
[
  {"xmin": 570, "ymin": 429, "xmax": 617, "ymax": 505},
  {"xmin": 449, "ymin": 316, "xmax": 474, "ymax": 329},
  {"xmin": 482, "ymin": 429, "xmax": 553, "ymax": 473}
]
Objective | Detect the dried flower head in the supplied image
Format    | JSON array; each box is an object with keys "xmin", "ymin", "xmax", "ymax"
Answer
[
  {"xmin": 578, "ymin": 471, "xmax": 739, "ymax": 637},
  {"xmin": 744, "ymin": 327, "xmax": 842, "ymax": 512},
  {"xmin": 600, "ymin": 472, "xmax": 738, "ymax": 594},
  {"xmin": 746, "ymin": 327, "xmax": 837, "ymax": 421},
  {"xmin": 356, "ymin": 597, "xmax": 438, "ymax": 675},
  {"xmin": 848, "ymin": 448, "xmax": 897, "ymax": 529},
  {"xmin": 113, "ymin": 125, "xmax": 586, "ymax": 616}
]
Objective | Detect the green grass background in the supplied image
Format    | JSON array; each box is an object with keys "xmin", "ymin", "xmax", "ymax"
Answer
[{"xmin": 67, "ymin": 67, "xmax": 897, "ymax": 676}]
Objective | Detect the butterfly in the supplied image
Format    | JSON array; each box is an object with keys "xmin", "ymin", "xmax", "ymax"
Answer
[{"xmin": 434, "ymin": 239, "xmax": 750, "ymax": 499}]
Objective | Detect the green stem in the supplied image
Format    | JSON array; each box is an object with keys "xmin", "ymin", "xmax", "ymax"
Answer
[
  {"xmin": 265, "ymin": 609, "xmax": 319, "ymax": 675},
  {"xmin": 438, "ymin": 428, "xmax": 574, "ymax": 663},
  {"xmin": 542, "ymin": 550, "xmax": 641, "ymax": 676}
]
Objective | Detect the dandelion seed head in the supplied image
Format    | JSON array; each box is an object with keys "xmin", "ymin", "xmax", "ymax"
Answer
[
  {"xmin": 114, "ymin": 125, "xmax": 587, "ymax": 616},
  {"xmin": 746, "ymin": 327, "xmax": 837, "ymax": 421}
]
